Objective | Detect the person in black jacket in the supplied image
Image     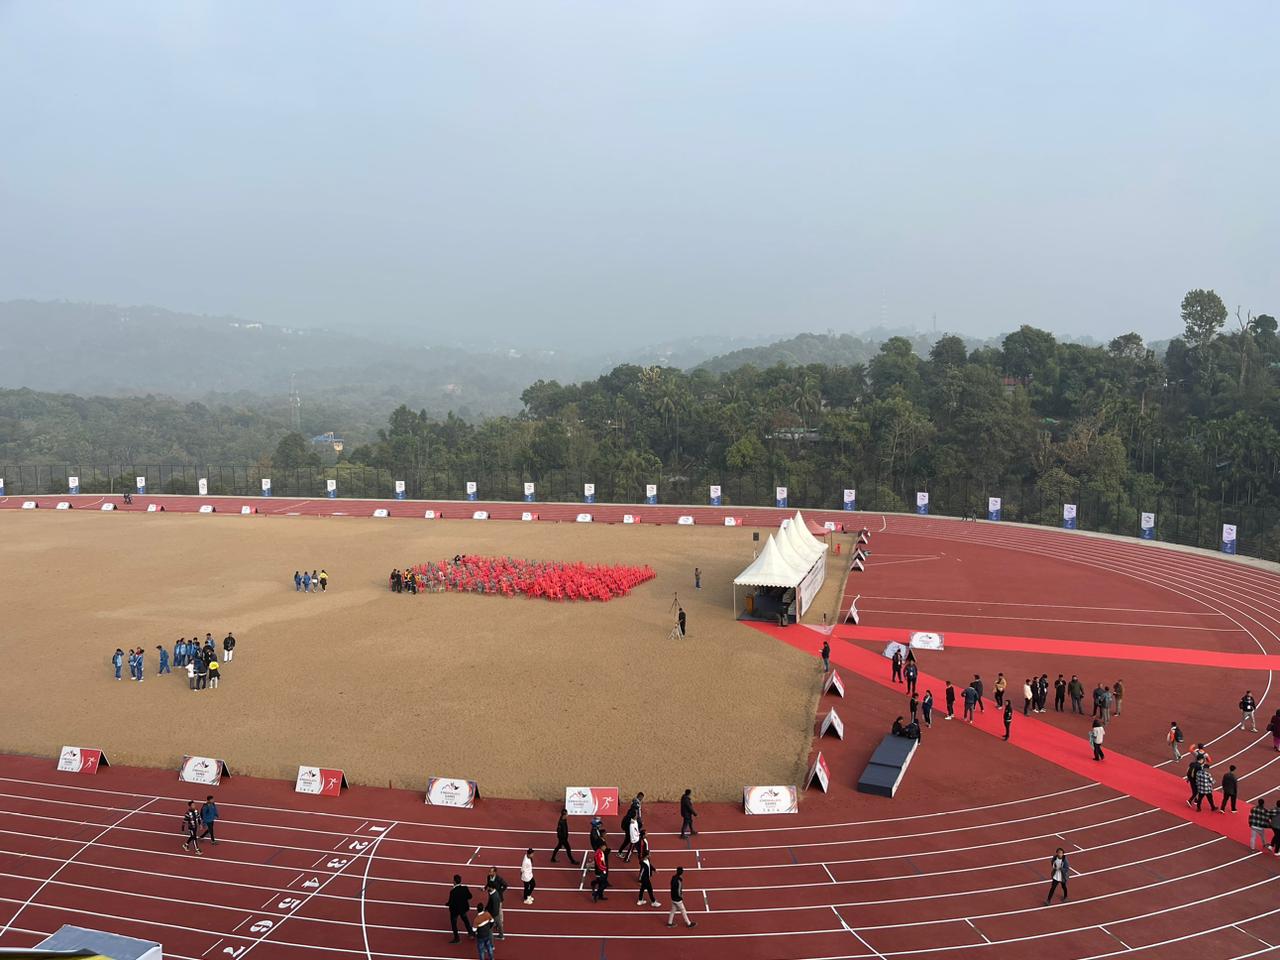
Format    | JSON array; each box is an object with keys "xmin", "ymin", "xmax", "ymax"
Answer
[
  {"xmin": 1003, "ymin": 701, "xmax": 1014, "ymax": 741},
  {"xmin": 446, "ymin": 875, "xmax": 473, "ymax": 942},
  {"xmin": 971, "ymin": 675, "xmax": 985, "ymax": 713},
  {"xmin": 666, "ymin": 865, "xmax": 697, "ymax": 928},
  {"xmin": 944, "ymin": 681, "xmax": 956, "ymax": 720},
  {"xmin": 637, "ymin": 851, "xmax": 660, "ymax": 907},
  {"xmin": 485, "ymin": 868, "xmax": 507, "ymax": 940},
  {"xmin": 679, "ymin": 789, "xmax": 697, "ymax": 838},
  {"xmin": 1054, "ymin": 674, "xmax": 1067, "ymax": 712},
  {"xmin": 222, "ymin": 632, "xmax": 236, "ymax": 663},
  {"xmin": 1222, "ymin": 765, "xmax": 1240, "ymax": 812},
  {"xmin": 1241, "ymin": 691, "xmax": 1259, "ymax": 732},
  {"xmin": 551, "ymin": 808, "xmax": 578, "ymax": 863}
]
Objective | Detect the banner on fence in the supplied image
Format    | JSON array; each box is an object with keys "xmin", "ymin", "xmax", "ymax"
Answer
[
  {"xmin": 524, "ymin": 482, "xmax": 535, "ymax": 503},
  {"xmin": 426, "ymin": 776, "xmax": 479, "ymax": 808},
  {"xmin": 1223, "ymin": 523, "xmax": 1238, "ymax": 555},
  {"xmin": 136, "ymin": 476, "xmax": 146, "ymax": 495},
  {"xmin": 844, "ymin": 488, "xmax": 856, "ymax": 511},
  {"xmin": 68, "ymin": 475, "xmax": 79, "ymax": 494},
  {"xmin": 776, "ymin": 486, "xmax": 788, "ymax": 509},
  {"xmin": 57, "ymin": 746, "xmax": 108, "ymax": 774},
  {"xmin": 988, "ymin": 496, "xmax": 1001, "ymax": 521},
  {"xmin": 743, "ymin": 785, "xmax": 799, "ymax": 815},
  {"xmin": 916, "ymin": 491, "xmax": 929, "ymax": 515},
  {"xmin": 646, "ymin": 483, "xmax": 657, "ymax": 505},
  {"xmin": 326, "ymin": 479, "xmax": 337, "ymax": 499},
  {"xmin": 261, "ymin": 478, "xmax": 272, "ymax": 497},
  {"xmin": 295, "ymin": 765, "xmax": 349, "ymax": 797},
  {"xmin": 199, "ymin": 477, "xmax": 208, "ymax": 496},
  {"xmin": 564, "ymin": 786, "xmax": 619, "ymax": 816},
  {"xmin": 584, "ymin": 483, "xmax": 595, "ymax": 504},
  {"xmin": 0, "ymin": 477, "xmax": 5, "ymax": 495},
  {"xmin": 1141, "ymin": 512, "xmax": 1156, "ymax": 540},
  {"xmin": 709, "ymin": 484, "xmax": 722, "ymax": 506},
  {"xmin": 394, "ymin": 480, "xmax": 406, "ymax": 500},
  {"xmin": 1063, "ymin": 503, "xmax": 1077, "ymax": 530},
  {"xmin": 179, "ymin": 755, "xmax": 231, "ymax": 786},
  {"xmin": 466, "ymin": 481, "xmax": 477, "ymax": 501},
  {"xmin": 805, "ymin": 752, "xmax": 830, "ymax": 792}
]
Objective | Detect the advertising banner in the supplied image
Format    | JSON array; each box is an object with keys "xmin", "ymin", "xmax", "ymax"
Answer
[
  {"xmin": 1063, "ymin": 503, "xmax": 1077, "ymax": 530},
  {"xmin": 295, "ymin": 766, "xmax": 349, "ymax": 797},
  {"xmin": 645, "ymin": 483, "xmax": 657, "ymax": 505},
  {"xmin": 466, "ymin": 481, "xmax": 477, "ymax": 501},
  {"xmin": 394, "ymin": 480, "xmax": 406, "ymax": 500},
  {"xmin": 775, "ymin": 486, "xmax": 788, "ymax": 509},
  {"xmin": 1141, "ymin": 512, "xmax": 1156, "ymax": 540},
  {"xmin": 326, "ymin": 479, "xmax": 337, "ymax": 499},
  {"xmin": 1222, "ymin": 523, "xmax": 1238, "ymax": 555},
  {"xmin": 136, "ymin": 476, "xmax": 146, "ymax": 495},
  {"xmin": 57, "ymin": 746, "xmax": 108, "ymax": 774},
  {"xmin": 198, "ymin": 477, "xmax": 208, "ymax": 496},
  {"xmin": 524, "ymin": 482, "xmax": 535, "ymax": 503},
  {"xmin": 68, "ymin": 475, "xmax": 80, "ymax": 494},
  {"xmin": 709, "ymin": 484, "xmax": 721, "ymax": 507},
  {"xmin": 179, "ymin": 755, "xmax": 230, "ymax": 786},
  {"xmin": 988, "ymin": 496, "xmax": 1001, "ymax": 521},
  {"xmin": 564, "ymin": 786, "xmax": 620, "ymax": 817},
  {"xmin": 261, "ymin": 478, "xmax": 272, "ymax": 497},
  {"xmin": 843, "ymin": 488, "xmax": 856, "ymax": 511},
  {"xmin": 425, "ymin": 776, "xmax": 479, "ymax": 808},
  {"xmin": 916, "ymin": 491, "xmax": 929, "ymax": 515},
  {"xmin": 743, "ymin": 785, "xmax": 799, "ymax": 815}
]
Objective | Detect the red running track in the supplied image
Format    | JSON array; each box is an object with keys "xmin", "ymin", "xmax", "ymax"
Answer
[{"xmin": 3, "ymin": 512, "xmax": 1280, "ymax": 957}]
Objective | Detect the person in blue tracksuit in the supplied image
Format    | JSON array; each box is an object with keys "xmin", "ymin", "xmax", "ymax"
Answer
[
  {"xmin": 127, "ymin": 648, "xmax": 137, "ymax": 680},
  {"xmin": 112, "ymin": 648, "xmax": 124, "ymax": 680},
  {"xmin": 157, "ymin": 645, "xmax": 170, "ymax": 674},
  {"xmin": 199, "ymin": 796, "xmax": 220, "ymax": 844},
  {"xmin": 303, "ymin": 571, "xmax": 312, "ymax": 593},
  {"xmin": 173, "ymin": 638, "xmax": 184, "ymax": 668},
  {"xmin": 294, "ymin": 570, "xmax": 303, "ymax": 591},
  {"xmin": 134, "ymin": 647, "xmax": 144, "ymax": 682}
]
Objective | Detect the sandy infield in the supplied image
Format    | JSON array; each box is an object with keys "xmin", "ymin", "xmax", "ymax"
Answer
[{"xmin": 0, "ymin": 511, "xmax": 842, "ymax": 800}]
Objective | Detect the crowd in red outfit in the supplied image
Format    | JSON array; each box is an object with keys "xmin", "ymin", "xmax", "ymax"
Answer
[{"xmin": 405, "ymin": 555, "xmax": 655, "ymax": 602}]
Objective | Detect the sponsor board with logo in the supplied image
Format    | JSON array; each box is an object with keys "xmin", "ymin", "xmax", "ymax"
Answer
[
  {"xmin": 743, "ymin": 785, "xmax": 799, "ymax": 815},
  {"xmin": 57, "ymin": 746, "xmax": 109, "ymax": 774},
  {"xmin": 426, "ymin": 776, "xmax": 479, "ymax": 808},
  {"xmin": 295, "ymin": 765, "xmax": 349, "ymax": 797},
  {"xmin": 179, "ymin": 755, "xmax": 231, "ymax": 786},
  {"xmin": 564, "ymin": 786, "xmax": 620, "ymax": 816}
]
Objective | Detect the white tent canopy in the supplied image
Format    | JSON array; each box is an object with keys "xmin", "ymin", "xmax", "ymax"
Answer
[
  {"xmin": 733, "ymin": 535, "xmax": 805, "ymax": 588},
  {"xmin": 735, "ymin": 514, "xmax": 830, "ymax": 620},
  {"xmin": 782, "ymin": 512, "xmax": 826, "ymax": 562},
  {"xmin": 790, "ymin": 511, "xmax": 828, "ymax": 554}
]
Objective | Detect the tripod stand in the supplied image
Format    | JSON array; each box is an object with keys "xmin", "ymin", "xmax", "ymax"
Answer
[{"xmin": 668, "ymin": 593, "xmax": 686, "ymax": 639}]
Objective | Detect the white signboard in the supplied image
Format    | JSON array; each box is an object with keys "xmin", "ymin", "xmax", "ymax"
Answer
[
  {"xmin": 394, "ymin": 480, "xmax": 406, "ymax": 495},
  {"xmin": 326, "ymin": 479, "xmax": 337, "ymax": 494},
  {"xmin": 425, "ymin": 776, "xmax": 478, "ymax": 808},
  {"xmin": 805, "ymin": 752, "xmax": 831, "ymax": 793},
  {"xmin": 1063, "ymin": 503, "xmax": 1077, "ymax": 520},
  {"xmin": 179, "ymin": 755, "xmax": 229, "ymax": 786},
  {"xmin": 584, "ymin": 483, "xmax": 595, "ymax": 497},
  {"xmin": 646, "ymin": 484, "xmax": 657, "ymax": 498},
  {"xmin": 466, "ymin": 481, "xmax": 477, "ymax": 495},
  {"xmin": 843, "ymin": 488, "xmax": 856, "ymax": 504},
  {"xmin": 724, "ymin": 516, "xmax": 741, "ymax": 527},
  {"xmin": 916, "ymin": 491, "xmax": 929, "ymax": 507},
  {"xmin": 472, "ymin": 510, "xmax": 490, "ymax": 520},
  {"xmin": 198, "ymin": 504, "xmax": 215, "ymax": 514},
  {"xmin": 424, "ymin": 509, "xmax": 439, "ymax": 519},
  {"xmin": 988, "ymin": 496, "xmax": 1001, "ymax": 513},
  {"xmin": 261, "ymin": 478, "xmax": 272, "ymax": 494},
  {"xmin": 622, "ymin": 514, "xmax": 639, "ymax": 524},
  {"xmin": 819, "ymin": 708, "xmax": 845, "ymax": 740},
  {"xmin": 909, "ymin": 631, "xmax": 945, "ymax": 651},
  {"xmin": 823, "ymin": 671, "xmax": 845, "ymax": 697},
  {"xmin": 372, "ymin": 508, "xmax": 389, "ymax": 517},
  {"xmin": 1141, "ymin": 512, "xmax": 1155, "ymax": 529},
  {"xmin": 21, "ymin": 501, "xmax": 37, "ymax": 509},
  {"xmin": 743, "ymin": 785, "xmax": 799, "ymax": 815},
  {"xmin": 521, "ymin": 511, "xmax": 536, "ymax": 521},
  {"xmin": 199, "ymin": 477, "xmax": 208, "ymax": 496},
  {"xmin": 576, "ymin": 513, "xmax": 593, "ymax": 523},
  {"xmin": 135, "ymin": 476, "xmax": 146, "ymax": 492},
  {"xmin": 524, "ymin": 482, "xmax": 535, "ymax": 497},
  {"xmin": 240, "ymin": 505, "xmax": 253, "ymax": 515},
  {"xmin": 55, "ymin": 501, "xmax": 72, "ymax": 510},
  {"xmin": 100, "ymin": 503, "xmax": 115, "ymax": 511},
  {"xmin": 68, "ymin": 475, "xmax": 79, "ymax": 492},
  {"xmin": 677, "ymin": 515, "xmax": 695, "ymax": 525}
]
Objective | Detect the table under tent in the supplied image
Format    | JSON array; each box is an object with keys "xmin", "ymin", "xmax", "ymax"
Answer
[{"xmin": 734, "ymin": 511, "xmax": 828, "ymax": 624}]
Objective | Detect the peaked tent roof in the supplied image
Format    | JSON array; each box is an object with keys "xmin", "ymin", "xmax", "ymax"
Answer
[
  {"xmin": 734, "ymin": 535, "xmax": 806, "ymax": 588},
  {"xmin": 791, "ymin": 511, "xmax": 829, "ymax": 553},
  {"xmin": 773, "ymin": 524, "xmax": 817, "ymax": 571}
]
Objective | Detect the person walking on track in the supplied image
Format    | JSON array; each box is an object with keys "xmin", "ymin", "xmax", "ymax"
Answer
[
  {"xmin": 446, "ymin": 875, "xmax": 474, "ymax": 942},
  {"xmin": 199, "ymin": 795, "xmax": 219, "ymax": 845},
  {"xmin": 592, "ymin": 843, "xmax": 611, "ymax": 902},
  {"xmin": 621, "ymin": 815, "xmax": 641, "ymax": 864},
  {"xmin": 1003, "ymin": 700, "xmax": 1014, "ymax": 741},
  {"xmin": 551, "ymin": 808, "xmax": 578, "ymax": 864},
  {"xmin": 971, "ymin": 674, "xmax": 985, "ymax": 713},
  {"xmin": 922, "ymin": 689, "xmax": 934, "ymax": 727},
  {"xmin": 485, "ymin": 868, "xmax": 507, "ymax": 939},
  {"xmin": 1222, "ymin": 765, "xmax": 1240, "ymax": 813},
  {"xmin": 1044, "ymin": 848, "xmax": 1070, "ymax": 904},
  {"xmin": 473, "ymin": 902, "xmax": 496, "ymax": 960},
  {"xmin": 521, "ymin": 848, "xmax": 536, "ymax": 904},
  {"xmin": 181, "ymin": 801, "xmax": 202, "ymax": 855},
  {"xmin": 962, "ymin": 682, "xmax": 978, "ymax": 723},
  {"xmin": 820, "ymin": 640, "xmax": 830, "ymax": 673},
  {"xmin": 637, "ymin": 850, "xmax": 660, "ymax": 907},
  {"xmin": 679, "ymin": 789, "xmax": 697, "ymax": 838},
  {"xmin": 944, "ymin": 681, "xmax": 956, "ymax": 720},
  {"xmin": 1089, "ymin": 720, "xmax": 1105, "ymax": 761},
  {"xmin": 1168, "ymin": 721, "xmax": 1184, "ymax": 761},
  {"xmin": 1241, "ymin": 691, "xmax": 1259, "ymax": 732},
  {"xmin": 1194, "ymin": 763, "xmax": 1219, "ymax": 812},
  {"xmin": 994, "ymin": 673, "xmax": 1007, "ymax": 707},
  {"xmin": 667, "ymin": 865, "xmax": 697, "ymax": 928},
  {"xmin": 1249, "ymin": 798, "xmax": 1271, "ymax": 851},
  {"xmin": 1268, "ymin": 711, "xmax": 1280, "ymax": 751}
]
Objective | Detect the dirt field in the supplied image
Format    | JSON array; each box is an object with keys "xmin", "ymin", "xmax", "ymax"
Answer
[{"xmin": 0, "ymin": 511, "xmax": 844, "ymax": 800}]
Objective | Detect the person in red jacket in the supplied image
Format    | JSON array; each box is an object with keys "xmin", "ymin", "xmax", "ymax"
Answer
[{"xmin": 591, "ymin": 843, "xmax": 611, "ymax": 902}]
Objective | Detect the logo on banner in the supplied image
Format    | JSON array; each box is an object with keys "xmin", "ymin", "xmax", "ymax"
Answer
[
  {"xmin": 394, "ymin": 480, "xmax": 406, "ymax": 500},
  {"xmin": 843, "ymin": 488, "xmax": 856, "ymax": 511},
  {"xmin": 0, "ymin": 478, "xmax": 5, "ymax": 495},
  {"xmin": 179, "ymin": 755, "xmax": 230, "ymax": 786},
  {"xmin": 295, "ymin": 765, "xmax": 348, "ymax": 797},
  {"xmin": 709, "ymin": 484, "xmax": 722, "ymax": 506},
  {"xmin": 326, "ymin": 479, "xmax": 337, "ymax": 499},
  {"xmin": 645, "ymin": 483, "xmax": 657, "ymax": 505},
  {"xmin": 909, "ymin": 632, "xmax": 945, "ymax": 651},
  {"xmin": 57, "ymin": 746, "xmax": 108, "ymax": 774},
  {"xmin": 743, "ymin": 785, "xmax": 799, "ymax": 815},
  {"xmin": 426, "ymin": 776, "xmax": 479, "ymax": 808},
  {"xmin": 584, "ymin": 483, "xmax": 595, "ymax": 504},
  {"xmin": 1222, "ymin": 523, "xmax": 1238, "ymax": 555},
  {"xmin": 988, "ymin": 496, "xmax": 1001, "ymax": 522},
  {"xmin": 805, "ymin": 752, "xmax": 831, "ymax": 792},
  {"xmin": 677, "ymin": 515, "xmax": 695, "ymax": 525},
  {"xmin": 564, "ymin": 786, "xmax": 620, "ymax": 816},
  {"xmin": 1140, "ymin": 511, "xmax": 1156, "ymax": 540},
  {"xmin": 1063, "ymin": 503, "xmax": 1077, "ymax": 529},
  {"xmin": 524, "ymin": 482, "xmax": 535, "ymax": 503},
  {"xmin": 68, "ymin": 475, "xmax": 80, "ymax": 494},
  {"xmin": 775, "ymin": 486, "xmax": 788, "ymax": 508},
  {"xmin": 466, "ymin": 481, "xmax": 477, "ymax": 501},
  {"xmin": 623, "ymin": 514, "xmax": 639, "ymax": 524},
  {"xmin": 472, "ymin": 510, "xmax": 490, "ymax": 520},
  {"xmin": 136, "ymin": 476, "xmax": 146, "ymax": 494},
  {"xmin": 576, "ymin": 513, "xmax": 593, "ymax": 523},
  {"xmin": 916, "ymin": 491, "xmax": 929, "ymax": 515},
  {"xmin": 823, "ymin": 671, "xmax": 845, "ymax": 697},
  {"xmin": 261, "ymin": 478, "xmax": 272, "ymax": 497},
  {"xmin": 198, "ymin": 478, "xmax": 208, "ymax": 496}
]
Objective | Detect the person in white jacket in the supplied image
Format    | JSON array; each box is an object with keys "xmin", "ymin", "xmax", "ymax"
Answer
[
  {"xmin": 1089, "ymin": 720, "xmax": 1105, "ymax": 760},
  {"xmin": 520, "ymin": 848, "xmax": 535, "ymax": 904}
]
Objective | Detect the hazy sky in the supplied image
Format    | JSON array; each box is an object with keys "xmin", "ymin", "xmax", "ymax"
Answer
[{"xmin": 1, "ymin": 2, "xmax": 1275, "ymax": 349}]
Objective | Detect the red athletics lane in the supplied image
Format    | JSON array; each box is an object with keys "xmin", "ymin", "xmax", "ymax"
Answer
[{"xmin": 835, "ymin": 625, "xmax": 1280, "ymax": 671}]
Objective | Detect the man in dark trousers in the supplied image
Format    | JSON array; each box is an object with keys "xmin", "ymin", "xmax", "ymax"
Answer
[
  {"xmin": 592, "ymin": 843, "xmax": 611, "ymax": 902},
  {"xmin": 944, "ymin": 680, "xmax": 956, "ymax": 720},
  {"xmin": 961, "ymin": 683, "xmax": 978, "ymax": 723},
  {"xmin": 666, "ymin": 865, "xmax": 697, "ymax": 928},
  {"xmin": 1241, "ymin": 691, "xmax": 1259, "ymax": 732},
  {"xmin": 1003, "ymin": 700, "xmax": 1014, "ymax": 741},
  {"xmin": 972, "ymin": 674, "xmax": 985, "ymax": 713},
  {"xmin": 1037, "ymin": 674, "xmax": 1050, "ymax": 714},
  {"xmin": 904, "ymin": 659, "xmax": 919, "ymax": 695},
  {"xmin": 446, "ymin": 875, "xmax": 474, "ymax": 942},
  {"xmin": 909, "ymin": 691, "xmax": 920, "ymax": 723},
  {"xmin": 551, "ymin": 808, "xmax": 578, "ymax": 864},
  {"xmin": 1222, "ymin": 765, "xmax": 1240, "ymax": 812},
  {"xmin": 820, "ymin": 640, "xmax": 830, "ymax": 673},
  {"xmin": 1068, "ymin": 675, "xmax": 1085, "ymax": 714},
  {"xmin": 1092, "ymin": 684, "xmax": 1105, "ymax": 718},
  {"xmin": 679, "ymin": 789, "xmax": 697, "ymax": 838},
  {"xmin": 485, "ymin": 868, "xmax": 508, "ymax": 940},
  {"xmin": 891, "ymin": 648, "xmax": 903, "ymax": 684},
  {"xmin": 199, "ymin": 795, "xmax": 219, "ymax": 845},
  {"xmin": 922, "ymin": 689, "xmax": 934, "ymax": 727},
  {"xmin": 1054, "ymin": 674, "xmax": 1067, "ymax": 712}
]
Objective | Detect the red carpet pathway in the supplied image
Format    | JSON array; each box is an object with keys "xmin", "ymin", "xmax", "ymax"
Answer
[
  {"xmin": 834, "ymin": 624, "xmax": 1280, "ymax": 671},
  {"xmin": 754, "ymin": 623, "xmax": 1257, "ymax": 847}
]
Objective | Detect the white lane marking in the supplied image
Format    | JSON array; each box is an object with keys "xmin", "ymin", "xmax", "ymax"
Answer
[
  {"xmin": 360, "ymin": 822, "xmax": 396, "ymax": 960},
  {"xmin": 965, "ymin": 918, "xmax": 991, "ymax": 943}
]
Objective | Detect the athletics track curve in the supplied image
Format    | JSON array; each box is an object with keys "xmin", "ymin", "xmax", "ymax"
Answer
[{"xmin": 2, "ymin": 504, "xmax": 1280, "ymax": 958}]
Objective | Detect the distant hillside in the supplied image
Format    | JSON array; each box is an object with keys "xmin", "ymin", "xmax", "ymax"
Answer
[{"xmin": 696, "ymin": 330, "xmax": 940, "ymax": 373}]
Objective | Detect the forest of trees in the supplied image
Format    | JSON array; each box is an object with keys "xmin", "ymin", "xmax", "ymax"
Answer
[{"xmin": 4, "ymin": 289, "xmax": 1278, "ymax": 558}]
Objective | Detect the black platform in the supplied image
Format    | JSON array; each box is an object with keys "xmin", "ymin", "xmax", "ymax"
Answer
[{"xmin": 856, "ymin": 735, "xmax": 918, "ymax": 798}]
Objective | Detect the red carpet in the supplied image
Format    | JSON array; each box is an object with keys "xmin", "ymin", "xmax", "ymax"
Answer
[
  {"xmin": 754, "ymin": 623, "xmax": 1258, "ymax": 847},
  {"xmin": 833, "ymin": 624, "xmax": 1280, "ymax": 671}
]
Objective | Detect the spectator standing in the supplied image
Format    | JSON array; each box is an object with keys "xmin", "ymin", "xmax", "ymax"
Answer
[
  {"xmin": 485, "ymin": 868, "xmax": 507, "ymax": 939},
  {"xmin": 904, "ymin": 659, "xmax": 918, "ymax": 695},
  {"xmin": 473, "ymin": 903, "xmax": 495, "ymax": 960},
  {"xmin": 1269, "ymin": 711, "xmax": 1280, "ymax": 751},
  {"xmin": 294, "ymin": 570, "xmax": 302, "ymax": 591},
  {"xmin": 135, "ymin": 648, "xmax": 145, "ymax": 682},
  {"xmin": 944, "ymin": 681, "xmax": 956, "ymax": 720},
  {"xmin": 1113, "ymin": 679, "xmax": 1124, "ymax": 717},
  {"xmin": 1240, "ymin": 691, "xmax": 1259, "ymax": 732},
  {"xmin": 1044, "ymin": 848, "xmax": 1070, "ymax": 904},
  {"xmin": 694, "ymin": 567, "xmax": 701, "ymax": 589},
  {"xmin": 1249, "ymin": 799, "xmax": 1272, "ymax": 851},
  {"xmin": 112, "ymin": 648, "xmax": 124, "ymax": 680},
  {"xmin": 589, "ymin": 816, "xmax": 605, "ymax": 852},
  {"xmin": 199, "ymin": 795, "xmax": 219, "ymax": 844},
  {"xmin": 909, "ymin": 691, "xmax": 920, "ymax": 724},
  {"xmin": 1101, "ymin": 686, "xmax": 1114, "ymax": 724},
  {"xmin": 1092, "ymin": 684, "xmax": 1105, "ymax": 718},
  {"xmin": 961, "ymin": 683, "xmax": 978, "ymax": 723},
  {"xmin": 318, "ymin": 569, "xmax": 329, "ymax": 592},
  {"xmin": 1222, "ymin": 765, "xmax": 1239, "ymax": 813},
  {"xmin": 520, "ymin": 848, "xmax": 536, "ymax": 904},
  {"xmin": 820, "ymin": 640, "xmax": 830, "ymax": 673},
  {"xmin": 679, "ymin": 789, "xmax": 697, "ymax": 838},
  {"xmin": 993, "ymin": 673, "xmax": 1007, "ymax": 707},
  {"xmin": 551, "ymin": 808, "xmax": 578, "ymax": 864},
  {"xmin": 446, "ymin": 875, "xmax": 474, "ymax": 943},
  {"xmin": 194, "ymin": 655, "xmax": 209, "ymax": 691},
  {"xmin": 223, "ymin": 632, "xmax": 236, "ymax": 663},
  {"xmin": 1022, "ymin": 678, "xmax": 1034, "ymax": 716},
  {"xmin": 1068, "ymin": 675, "xmax": 1085, "ymax": 714},
  {"xmin": 1194, "ymin": 764, "xmax": 1219, "ymax": 812},
  {"xmin": 1054, "ymin": 674, "xmax": 1067, "ymax": 712},
  {"xmin": 922, "ymin": 690, "xmax": 934, "ymax": 727},
  {"xmin": 666, "ymin": 866, "xmax": 697, "ymax": 928},
  {"xmin": 186, "ymin": 659, "xmax": 196, "ymax": 691},
  {"xmin": 1003, "ymin": 701, "xmax": 1014, "ymax": 741},
  {"xmin": 303, "ymin": 571, "xmax": 312, "ymax": 593},
  {"xmin": 972, "ymin": 675, "xmax": 985, "ymax": 713},
  {"xmin": 1089, "ymin": 720, "xmax": 1105, "ymax": 760},
  {"xmin": 1037, "ymin": 675, "xmax": 1050, "ymax": 713},
  {"xmin": 208, "ymin": 659, "xmax": 220, "ymax": 689},
  {"xmin": 181, "ymin": 801, "xmax": 202, "ymax": 855},
  {"xmin": 592, "ymin": 843, "xmax": 610, "ymax": 902},
  {"xmin": 891, "ymin": 649, "xmax": 903, "ymax": 684}
]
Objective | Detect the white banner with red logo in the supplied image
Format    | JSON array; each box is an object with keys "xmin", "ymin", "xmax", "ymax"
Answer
[
  {"xmin": 426, "ymin": 776, "xmax": 479, "ymax": 808},
  {"xmin": 743, "ymin": 785, "xmax": 799, "ymax": 815},
  {"xmin": 57, "ymin": 746, "xmax": 108, "ymax": 774},
  {"xmin": 295, "ymin": 765, "xmax": 349, "ymax": 797},
  {"xmin": 179, "ymin": 755, "xmax": 230, "ymax": 786},
  {"xmin": 564, "ymin": 786, "xmax": 620, "ymax": 817}
]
